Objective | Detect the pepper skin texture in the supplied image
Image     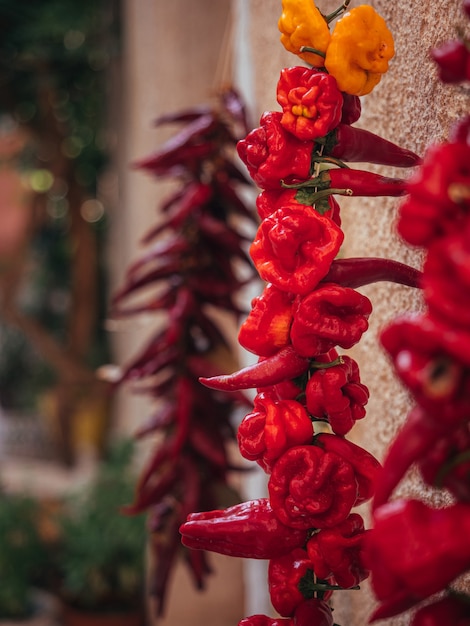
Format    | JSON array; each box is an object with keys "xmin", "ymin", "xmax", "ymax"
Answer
[
  {"xmin": 237, "ymin": 392, "xmax": 314, "ymax": 473},
  {"xmin": 268, "ymin": 548, "xmax": 314, "ymax": 617},
  {"xmin": 239, "ymin": 283, "xmax": 294, "ymax": 357},
  {"xmin": 179, "ymin": 498, "xmax": 309, "ymax": 559},
  {"xmin": 256, "ymin": 188, "xmax": 341, "ymax": 225},
  {"xmin": 276, "ymin": 67, "xmax": 343, "ymax": 141},
  {"xmin": 268, "ymin": 444, "xmax": 358, "ymax": 529},
  {"xmin": 410, "ymin": 594, "xmax": 470, "ymax": 626},
  {"xmin": 306, "ymin": 355, "xmax": 369, "ymax": 435},
  {"xmin": 397, "ymin": 142, "xmax": 470, "ymax": 247},
  {"xmin": 324, "ymin": 5, "xmax": 395, "ymax": 96},
  {"xmin": 293, "ymin": 599, "xmax": 334, "ymax": 626},
  {"xmin": 250, "ymin": 205, "xmax": 344, "ymax": 295},
  {"xmin": 290, "ymin": 284, "xmax": 372, "ymax": 357},
  {"xmin": 366, "ymin": 499, "xmax": 470, "ymax": 621},
  {"xmin": 237, "ymin": 112, "xmax": 314, "ymax": 190},
  {"xmin": 278, "ymin": 0, "xmax": 331, "ymax": 67},
  {"xmin": 306, "ymin": 513, "xmax": 369, "ymax": 588}
]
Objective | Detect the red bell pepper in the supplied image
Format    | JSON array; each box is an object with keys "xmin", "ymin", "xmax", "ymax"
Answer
[
  {"xmin": 305, "ymin": 355, "xmax": 369, "ymax": 435},
  {"xmin": 290, "ymin": 284, "xmax": 372, "ymax": 358},
  {"xmin": 276, "ymin": 66, "xmax": 343, "ymax": 141},
  {"xmin": 237, "ymin": 111, "xmax": 314, "ymax": 189},
  {"xmin": 237, "ymin": 392, "xmax": 313, "ymax": 472},
  {"xmin": 268, "ymin": 548, "xmax": 315, "ymax": 617},
  {"xmin": 293, "ymin": 599, "xmax": 334, "ymax": 626},
  {"xmin": 250, "ymin": 204, "xmax": 344, "ymax": 295},
  {"xmin": 256, "ymin": 188, "xmax": 341, "ymax": 224},
  {"xmin": 306, "ymin": 513, "xmax": 369, "ymax": 588},
  {"xmin": 268, "ymin": 444, "xmax": 358, "ymax": 529},
  {"xmin": 179, "ymin": 498, "xmax": 309, "ymax": 559}
]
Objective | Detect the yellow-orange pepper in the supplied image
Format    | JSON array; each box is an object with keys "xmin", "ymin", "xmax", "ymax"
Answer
[
  {"xmin": 278, "ymin": 0, "xmax": 331, "ymax": 67},
  {"xmin": 324, "ymin": 5, "xmax": 395, "ymax": 96}
]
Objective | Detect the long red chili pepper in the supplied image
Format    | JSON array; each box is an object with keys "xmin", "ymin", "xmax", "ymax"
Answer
[
  {"xmin": 322, "ymin": 257, "xmax": 422, "ymax": 289},
  {"xmin": 326, "ymin": 123, "xmax": 421, "ymax": 167},
  {"xmin": 323, "ymin": 168, "xmax": 408, "ymax": 197},
  {"xmin": 199, "ymin": 346, "xmax": 310, "ymax": 391}
]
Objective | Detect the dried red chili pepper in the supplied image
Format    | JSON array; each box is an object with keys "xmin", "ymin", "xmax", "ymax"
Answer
[
  {"xmin": 268, "ymin": 548, "xmax": 314, "ymax": 617},
  {"xmin": 238, "ymin": 283, "xmax": 294, "ymax": 357},
  {"xmin": 268, "ymin": 444, "xmax": 358, "ymax": 529},
  {"xmin": 324, "ymin": 123, "xmax": 421, "ymax": 167},
  {"xmin": 179, "ymin": 498, "xmax": 309, "ymax": 559},
  {"xmin": 237, "ymin": 392, "xmax": 313, "ymax": 472},
  {"xmin": 256, "ymin": 188, "xmax": 341, "ymax": 225},
  {"xmin": 313, "ymin": 167, "xmax": 408, "ymax": 198},
  {"xmin": 380, "ymin": 314, "xmax": 470, "ymax": 421},
  {"xmin": 293, "ymin": 599, "xmax": 334, "ymax": 626},
  {"xmin": 366, "ymin": 499, "xmax": 470, "ymax": 621},
  {"xmin": 340, "ymin": 93, "xmax": 361, "ymax": 125},
  {"xmin": 237, "ymin": 111, "xmax": 314, "ymax": 189},
  {"xmin": 276, "ymin": 66, "xmax": 343, "ymax": 141},
  {"xmin": 410, "ymin": 593, "xmax": 470, "ymax": 626},
  {"xmin": 290, "ymin": 284, "xmax": 372, "ymax": 358},
  {"xmin": 397, "ymin": 142, "xmax": 470, "ymax": 247},
  {"xmin": 431, "ymin": 39, "xmax": 470, "ymax": 83},
  {"xmin": 250, "ymin": 204, "xmax": 344, "ymax": 295},
  {"xmin": 199, "ymin": 345, "xmax": 310, "ymax": 391},
  {"xmin": 306, "ymin": 513, "xmax": 369, "ymax": 588},
  {"xmin": 322, "ymin": 257, "xmax": 422, "ymax": 289},
  {"xmin": 314, "ymin": 433, "xmax": 380, "ymax": 505},
  {"xmin": 305, "ymin": 355, "xmax": 369, "ymax": 435}
]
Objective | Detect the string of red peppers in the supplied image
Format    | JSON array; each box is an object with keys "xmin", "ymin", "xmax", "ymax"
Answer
[
  {"xmin": 179, "ymin": 2, "xmax": 424, "ymax": 625},
  {"xmin": 365, "ymin": 3, "xmax": 470, "ymax": 624},
  {"xmin": 108, "ymin": 90, "xmax": 259, "ymax": 615}
]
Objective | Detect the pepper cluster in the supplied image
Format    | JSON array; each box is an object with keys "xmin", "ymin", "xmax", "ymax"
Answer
[
  {"xmin": 109, "ymin": 90, "xmax": 258, "ymax": 614},
  {"xmin": 179, "ymin": 2, "xmax": 422, "ymax": 624},
  {"xmin": 366, "ymin": 3, "xmax": 470, "ymax": 623}
]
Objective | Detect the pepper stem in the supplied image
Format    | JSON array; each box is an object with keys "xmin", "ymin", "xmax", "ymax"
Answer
[
  {"xmin": 310, "ymin": 356, "xmax": 345, "ymax": 370},
  {"xmin": 311, "ymin": 154, "xmax": 350, "ymax": 169},
  {"xmin": 299, "ymin": 46, "xmax": 326, "ymax": 59},
  {"xmin": 434, "ymin": 449, "xmax": 470, "ymax": 488},
  {"xmin": 324, "ymin": 0, "xmax": 351, "ymax": 23}
]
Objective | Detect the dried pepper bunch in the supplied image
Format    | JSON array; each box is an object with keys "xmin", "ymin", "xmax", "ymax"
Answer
[
  {"xmin": 108, "ymin": 89, "xmax": 258, "ymax": 615},
  {"xmin": 179, "ymin": 2, "xmax": 423, "ymax": 624},
  {"xmin": 366, "ymin": 3, "xmax": 470, "ymax": 624}
]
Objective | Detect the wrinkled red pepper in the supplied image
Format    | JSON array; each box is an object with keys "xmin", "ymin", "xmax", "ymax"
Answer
[
  {"xmin": 276, "ymin": 66, "xmax": 343, "ymax": 141},
  {"xmin": 238, "ymin": 284, "xmax": 294, "ymax": 357},
  {"xmin": 237, "ymin": 111, "xmax": 314, "ymax": 189},
  {"xmin": 306, "ymin": 513, "xmax": 369, "ymax": 588},
  {"xmin": 305, "ymin": 355, "xmax": 369, "ymax": 435},
  {"xmin": 397, "ymin": 142, "xmax": 470, "ymax": 247},
  {"xmin": 250, "ymin": 204, "xmax": 344, "ymax": 295},
  {"xmin": 179, "ymin": 498, "xmax": 309, "ymax": 559},
  {"xmin": 290, "ymin": 284, "xmax": 372, "ymax": 357},
  {"xmin": 268, "ymin": 548, "xmax": 315, "ymax": 617},
  {"xmin": 237, "ymin": 392, "xmax": 313, "ymax": 472},
  {"xmin": 256, "ymin": 188, "xmax": 341, "ymax": 225},
  {"xmin": 366, "ymin": 499, "xmax": 470, "ymax": 621},
  {"xmin": 268, "ymin": 444, "xmax": 358, "ymax": 529}
]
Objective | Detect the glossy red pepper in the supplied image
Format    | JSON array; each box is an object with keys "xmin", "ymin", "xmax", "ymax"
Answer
[
  {"xmin": 179, "ymin": 498, "xmax": 309, "ymax": 559},
  {"xmin": 366, "ymin": 499, "xmax": 470, "ymax": 621},
  {"xmin": 305, "ymin": 355, "xmax": 369, "ymax": 435},
  {"xmin": 250, "ymin": 204, "xmax": 344, "ymax": 295},
  {"xmin": 237, "ymin": 392, "xmax": 313, "ymax": 472},
  {"xmin": 268, "ymin": 548, "xmax": 315, "ymax": 617},
  {"xmin": 237, "ymin": 111, "xmax": 314, "ymax": 189},
  {"xmin": 380, "ymin": 314, "xmax": 470, "ymax": 421},
  {"xmin": 238, "ymin": 284, "xmax": 294, "ymax": 357},
  {"xmin": 306, "ymin": 513, "xmax": 369, "ymax": 588},
  {"xmin": 431, "ymin": 39, "xmax": 470, "ymax": 83},
  {"xmin": 290, "ymin": 284, "xmax": 372, "ymax": 358},
  {"xmin": 397, "ymin": 142, "xmax": 470, "ymax": 247},
  {"xmin": 199, "ymin": 345, "xmax": 310, "ymax": 391},
  {"xmin": 238, "ymin": 617, "xmax": 292, "ymax": 626},
  {"xmin": 276, "ymin": 66, "xmax": 343, "ymax": 141},
  {"xmin": 256, "ymin": 188, "xmax": 341, "ymax": 225},
  {"xmin": 322, "ymin": 257, "xmax": 422, "ymax": 289},
  {"xmin": 293, "ymin": 599, "xmax": 334, "ymax": 626},
  {"xmin": 325, "ymin": 123, "xmax": 421, "ymax": 167},
  {"xmin": 268, "ymin": 444, "xmax": 358, "ymax": 529},
  {"xmin": 410, "ymin": 593, "xmax": 470, "ymax": 626},
  {"xmin": 340, "ymin": 93, "xmax": 361, "ymax": 125}
]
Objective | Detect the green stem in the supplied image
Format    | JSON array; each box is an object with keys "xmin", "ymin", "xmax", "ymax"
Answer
[
  {"xmin": 310, "ymin": 356, "xmax": 344, "ymax": 370},
  {"xmin": 311, "ymin": 154, "xmax": 350, "ymax": 169},
  {"xmin": 299, "ymin": 46, "xmax": 326, "ymax": 59},
  {"xmin": 325, "ymin": 0, "xmax": 351, "ymax": 23},
  {"xmin": 310, "ymin": 187, "xmax": 354, "ymax": 202}
]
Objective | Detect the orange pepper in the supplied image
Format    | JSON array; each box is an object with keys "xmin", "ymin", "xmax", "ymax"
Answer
[
  {"xmin": 324, "ymin": 5, "xmax": 394, "ymax": 96},
  {"xmin": 278, "ymin": 0, "xmax": 331, "ymax": 67}
]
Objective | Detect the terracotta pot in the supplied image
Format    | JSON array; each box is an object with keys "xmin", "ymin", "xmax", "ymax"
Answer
[{"xmin": 61, "ymin": 604, "xmax": 145, "ymax": 626}]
